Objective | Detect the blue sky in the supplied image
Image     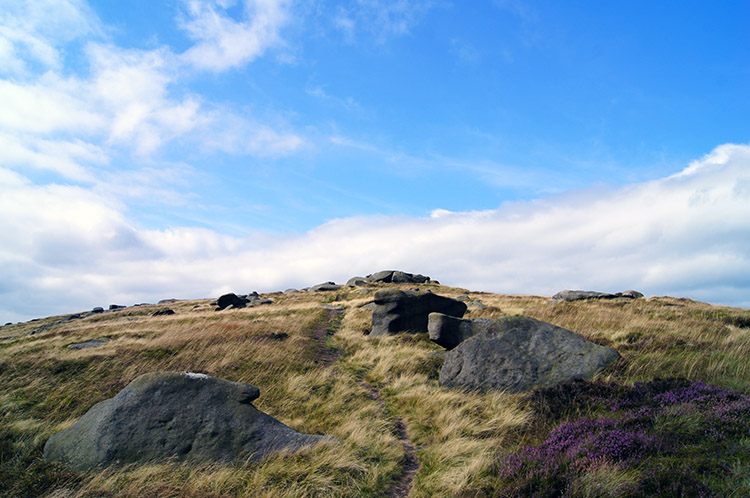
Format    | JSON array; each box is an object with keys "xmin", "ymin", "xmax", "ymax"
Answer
[{"xmin": 1, "ymin": 0, "xmax": 749, "ymax": 323}]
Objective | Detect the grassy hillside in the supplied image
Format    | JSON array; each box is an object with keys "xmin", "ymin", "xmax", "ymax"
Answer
[{"xmin": 1, "ymin": 283, "xmax": 750, "ymax": 497}]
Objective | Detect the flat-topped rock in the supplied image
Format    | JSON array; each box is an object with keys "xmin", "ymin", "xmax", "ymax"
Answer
[
  {"xmin": 370, "ymin": 289, "xmax": 466, "ymax": 337},
  {"xmin": 310, "ymin": 282, "xmax": 341, "ymax": 292},
  {"xmin": 68, "ymin": 338, "xmax": 109, "ymax": 350},
  {"xmin": 44, "ymin": 372, "xmax": 330, "ymax": 470},
  {"xmin": 438, "ymin": 316, "xmax": 620, "ymax": 393},
  {"xmin": 552, "ymin": 290, "xmax": 645, "ymax": 302}
]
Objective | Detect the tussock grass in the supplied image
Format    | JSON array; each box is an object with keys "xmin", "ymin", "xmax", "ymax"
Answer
[{"xmin": 1, "ymin": 285, "xmax": 749, "ymax": 497}]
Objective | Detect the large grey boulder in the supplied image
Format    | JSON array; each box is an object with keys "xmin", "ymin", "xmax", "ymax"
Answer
[
  {"xmin": 370, "ymin": 289, "xmax": 466, "ymax": 337},
  {"xmin": 438, "ymin": 316, "xmax": 620, "ymax": 393},
  {"xmin": 44, "ymin": 372, "xmax": 329, "ymax": 470}
]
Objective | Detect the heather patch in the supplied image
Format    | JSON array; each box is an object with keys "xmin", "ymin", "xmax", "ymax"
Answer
[{"xmin": 495, "ymin": 378, "xmax": 750, "ymax": 497}]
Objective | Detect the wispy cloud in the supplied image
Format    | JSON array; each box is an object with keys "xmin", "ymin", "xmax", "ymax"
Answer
[
  {"xmin": 0, "ymin": 1, "xmax": 304, "ymax": 186},
  {"xmin": 178, "ymin": 0, "xmax": 291, "ymax": 72},
  {"xmin": 306, "ymin": 85, "xmax": 362, "ymax": 112},
  {"xmin": 3, "ymin": 144, "xmax": 749, "ymax": 323},
  {"xmin": 332, "ymin": 0, "xmax": 437, "ymax": 43},
  {"xmin": 0, "ymin": 0, "xmax": 101, "ymax": 75}
]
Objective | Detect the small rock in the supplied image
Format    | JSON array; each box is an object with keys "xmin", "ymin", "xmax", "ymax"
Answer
[
  {"xmin": 109, "ymin": 304, "xmax": 126, "ymax": 310},
  {"xmin": 91, "ymin": 307, "xmax": 104, "ymax": 314},
  {"xmin": 152, "ymin": 309, "xmax": 175, "ymax": 317},
  {"xmin": 68, "ymin": 339, "xmax": 109, "ymax": 350},
  {"xmin": 616, "ymin": 290, "xmax": 645, "ymax": 299}
]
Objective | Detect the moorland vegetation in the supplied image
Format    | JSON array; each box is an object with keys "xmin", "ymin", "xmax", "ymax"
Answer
[{"xmin": 2, "ymin": 279, "xmax": 750, "ymax": 497}]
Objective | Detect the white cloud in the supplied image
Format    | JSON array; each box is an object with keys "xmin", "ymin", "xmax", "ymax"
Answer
[
  {"xmin": 179, "ymin": 0, "xmax": 290, "ymax": 71},
  {"xmin": 2, "ymin": 143, "xmax": 749, "ymax": 323},
  {"xmin": 0, "ymin": 0, "xmax": 100, "ymax": 75}
]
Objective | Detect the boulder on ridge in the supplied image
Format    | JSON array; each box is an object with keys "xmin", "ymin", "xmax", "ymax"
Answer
[
  {"xmin": 438, "ymin": 316, "xmax": 620, "ymax": 393},
  {"xmin": 216, "ymin": 293, "xmax": 246, "ymax": 310}
]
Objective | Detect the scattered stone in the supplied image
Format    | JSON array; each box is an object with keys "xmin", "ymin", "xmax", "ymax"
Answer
[
  {"xmin": 255, "ymin": 299, "xmax": 273, "ymax": 305},
  {"xmin": 216, "ymin": 293, "xmax": 246, "ymax": 311},
  {"xmin": 68, "ymin": 339, "xmax": 109, "ymax": 350},
  {"xmin": 310, "ymin": 282, "xmax": 341, "ymax": 292},
  {"xmin": 284, "ymin": 288, "xmax": 298, "ymax": 294},
  {"xmin": 158, "ymin": 299, "xmax": 179, "ymax": 304},
  {"xmin": 456, "ymin": 295, "xmax": 470, "ymax": 302},
  {"xmin": 467, "ymin": 300, "xmax": 486, "ymax": 310},
  {"xmin": 370, "ymin": 289, "xmax": 467, "ymax": 337},
  {"xmin": 43, "ymin": 372, "xmax": 331, "ymax": 470},
  {"xmin": 438, "ymin": 316, "xmax": 620, "ymax": 393},
  {"xmin": 109, "ymin": 304, "xmax": 126, "ymax": 310},
  {"xmin": 152, "ymin": 309, "xmax": 175, "ymax": 317},
  {"xmin": 91, "ymin": 307, "xmax": 104, "ymax": 314}
]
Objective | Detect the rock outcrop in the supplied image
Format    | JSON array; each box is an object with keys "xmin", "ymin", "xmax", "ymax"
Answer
[
  {"xmin": 365, "ymin": 270, "xmax": 431, "ymax": 284},
  {"xmin": 370, "ymin": 289, "xmax": 466, "ymax": 337},
  {"xmin": 437, "ymin": 316, "xmax": 620, "ymax": 393},
  {"xmin": 44, "ymin": 372, "xmax": 330, "ymax": 470},
  {"xmin": 552, "ymin": 290, "xmax": 645, "ymax": 302}
]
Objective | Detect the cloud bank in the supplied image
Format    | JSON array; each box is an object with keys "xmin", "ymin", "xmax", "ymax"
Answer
[{"xmin": 2, "ymin": 143, "xmax": 749, "ymax": 323}]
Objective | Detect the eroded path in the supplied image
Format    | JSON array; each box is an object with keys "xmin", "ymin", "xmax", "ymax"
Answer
[
  {"xmin": 311, "ymin": 305, "xmax": 421, "ymax": 497},
  {"xmin": 362, "ymin": 382, "xmax": 420, "ymax": 498},
  {"xmin": 312, "ymin": 306, "xmax": 345, "ymax": 367}
]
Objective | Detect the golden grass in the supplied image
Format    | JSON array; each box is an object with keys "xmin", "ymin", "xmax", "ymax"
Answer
[{"xmin": 2, "ymin": 284, "xmax": 749, "ymax": 497}]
